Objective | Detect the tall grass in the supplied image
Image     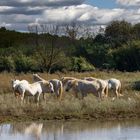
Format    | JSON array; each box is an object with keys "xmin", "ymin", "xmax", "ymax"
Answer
[{"xmin": 0, "ymin": 71, "xmax": 139, "ymax": 122}]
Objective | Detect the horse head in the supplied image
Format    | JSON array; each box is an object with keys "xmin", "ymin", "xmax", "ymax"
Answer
[
  {"xmin": 65, "ymin": 80, "xmax": 78, "ymax": 92},
  {"xmin": 11, "ymin": 79, "xmax": 20, "ymax": 89},
  {"xmin": 49, "ymin": 82, "xmax": 54, "ymax": 93}
]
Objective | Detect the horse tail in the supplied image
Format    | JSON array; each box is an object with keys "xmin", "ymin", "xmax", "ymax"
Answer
[
  {"xmin": 59, "ymin": 81, "xmax": 63, "ymax": 100},
  {"xmin": 104, "ymin": 84, "xmax": 108, "ymax": 98},
  {"xmin": 118, "ymin": 81, "xmax": 123, "ymax": 96}
]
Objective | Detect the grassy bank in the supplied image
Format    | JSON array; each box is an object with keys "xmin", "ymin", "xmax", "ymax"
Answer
[{"xmin": 0, "ymin": 71, "xmax": 140, "ymax": 123}]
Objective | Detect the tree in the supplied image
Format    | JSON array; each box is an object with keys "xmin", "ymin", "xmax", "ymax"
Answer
[
  {"xmin": 132, "ymin": 23, "xmax": 140, "ymax": 40},
  {"xmin": 29, "ymin": 24, "xmax": 66, "ymax": 73},
  {"xmin": 64, "ymin": 22, "xmax": 81, "ymax": 40},
  {"xmin": 110, "ymin": 41, "xmax": 140, "ymax": 71},
  {"xmin": 105, "ymin": 20, "xmax": 132, "ymax": 48}
]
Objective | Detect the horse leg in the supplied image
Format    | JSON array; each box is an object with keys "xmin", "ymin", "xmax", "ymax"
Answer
[
  {"xmin": 19, "ymin": 90, "xmax": 25, "ymax": 105},
  {"xmin": 81, "ymin": 92, "xmax": 85, "ymax": 99},
  {"xmin": 58, "ymin": 90, "xmax": 62, "ymax": 101},
  {"xmin": 59, "ymin": 83, "xmax": 63, "ymax": 101},
  {"xmin": 105, "ymin": 85, "xmax": 108, "ymax": 98},
  {"xmin": 20, "ymin": 91, "xmax": 25, "ymax": 101},
  {"xmin": 97, "ymin": 89, "xmax": 101, "ymax": 98},
  {"xmin": 73, "ymin": 91, "xmax": 78, "ymax": 98},
  {"xmin": 42, "ymin": 93, "xmax": 45, "ymax": 100},
  {"xmin": 101, "ymin": 89, "xmax": 105, "ymax": 99},
  {"xmin": 37, "ymin": 92, "xmax": 41, "ymax": 102},
  {"xmin": 115, "ymin": 88, "xmax": 119, "ymax": 98},
  {"xmin": 118, "ymin": 85, "xmax": 123, "ymax": 97}
]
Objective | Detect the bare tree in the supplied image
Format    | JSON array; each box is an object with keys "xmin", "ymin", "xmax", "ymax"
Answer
[
  {"xmin": 28, "ymin": 23, "xmax": 40, "ymax": 47},
  {"xmin": 64, "ymin": 22, "xmax": 80, "ymax": 40},
  {"xmin": 32, "ymin": 24, "xmax": 65, "ymax": 73}
]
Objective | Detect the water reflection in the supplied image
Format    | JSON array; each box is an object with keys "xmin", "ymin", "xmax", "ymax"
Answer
[{"xmin": 0, "ymin": 120, "xmax": 140, "ymax": 140}]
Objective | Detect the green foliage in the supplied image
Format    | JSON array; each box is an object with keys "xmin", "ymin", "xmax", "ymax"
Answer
[
  {"xmin": 70, "ymin": 56, "xmax": 95, "ymax": 72},
  {"xmin": 0, "ymin": 20, "xmax": 140, "ymax": 73},
  {"xmin": 132, "ymin": 23, "xmax": 140, "ymax": 40},
  {"xmin": 105, "ymin": 20, "xmax": 133, "ymax": 48},
  {"xmin": 0, "ymin": 56, "xmax": 15, "ymax": 72},
  {"xmin": 14, "ymin": 55, "xmax": 37, "ymax": 72},
  {"xmin": 110, "ymin": 41, "xmax": 140, "ymax": 71}
]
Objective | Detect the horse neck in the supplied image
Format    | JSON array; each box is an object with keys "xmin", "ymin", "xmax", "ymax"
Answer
[
  {"xmin": 37, "ymin": 75, "xmax": 44, "ymax": 80},
  {"xmin": 34, "ymin": 77, "xmax": 40, "ymax": 81}
]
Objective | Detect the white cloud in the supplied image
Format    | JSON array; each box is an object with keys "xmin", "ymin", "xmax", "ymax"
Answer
[
  {"xmin": 0, "ymin": 22, "xmax": 11, "ymax": 27},
  {"xmin": 0, "ymin": 1, "xmax": 139, "ymax": 31},
  {"xmin": 117, "ymin": 0, "xmax": 140, "ymax": 6},
  {"xmin": 40, "ymin": 4, "xmax": 125, "ymax": 25}
]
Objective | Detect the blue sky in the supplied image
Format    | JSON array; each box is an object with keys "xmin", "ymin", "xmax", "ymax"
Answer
[
  {"xmin": 0, "ymin": 0, "xmax": 139, "ymax": 31},
  {"xmin": 86, "ymin": 0, "xmax": 118, "ymax": 8}
]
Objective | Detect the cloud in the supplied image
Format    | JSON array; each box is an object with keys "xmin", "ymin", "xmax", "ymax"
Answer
[
  {"xmin": 0, "ymin": 0, "xmax": 139, "ymax": 31},
  {"xmin": 40, "ymin": 4, "xmax": 125, "ymax": 25},
  {"xmin": 116, "ymin": 0, "xmax": 140, "ymax": 6},
  {"xmin": 0, "ymin": 0, "xmax": 85, "ymax": 7},
  {"xmin": 0, "ymin": 6, "xmax": 43, "ymax": 15},
  {"xmin": 0, "ymin": 22, "xmax": 11, "ymax": 28}
]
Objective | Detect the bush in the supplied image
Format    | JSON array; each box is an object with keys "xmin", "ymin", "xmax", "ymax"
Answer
[
  {"xmin": 14, "ymin": 55, "xmax": 38, "ymax": 73},
  {"xmin": 70, "ymin": 56, "xmax": 95, "ymax": 72},
  {"xmin": 0, "ymin": 56, "xmax": 15, "ymax": 72},
  {"xmin": 110, "ymin": 41, "xmax": 140, "ymax": 71}
]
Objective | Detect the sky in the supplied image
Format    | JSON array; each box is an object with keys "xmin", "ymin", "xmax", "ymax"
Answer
[{"xmin": 0, "ymin": 0, "xmax": 140, "ymax": 31}]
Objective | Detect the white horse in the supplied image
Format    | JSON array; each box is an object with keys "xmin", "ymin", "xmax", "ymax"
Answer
[
  {"xmin": 84, "ymin": 77, "xmax": 108, "ymax": 98},
  {"xmin": 11, "ymin": 79, "xmax": 54, "ymax": 102},
  {"xmin": 105, "ymin": 78, "xmax": 122, "ymax": 98},
  {"xmin": 65, "ymin": 79, "xmax": 107, "ymax": 99},
  {"xmin": 33, "ymin": 74, "xmax": 63, "ymax": 100},
  {"xmin": 61, "ymin": 76, "xmax": 78, "ymax": 87},
  {"xmin": 11, "ymin": 79, "xmax": 29, "ymax": 98}
]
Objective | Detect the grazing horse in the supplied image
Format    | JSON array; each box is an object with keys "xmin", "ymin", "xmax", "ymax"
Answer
[
  {"xmin": 65, "ymin": 79, "xmax": 107, "ymax": 99},
  {"xmin": 61, "ymin": 77, "xmax": 77, "ymax": 87},
  {"xmin": 84, "ymin": 77, "xmax": 108, "ymax": 98},
  {"xmin": 11, "ymin": 79, "xmax": 29, "ymax": 98},
  {"xmin": 11, "ymin": 79, "xmax": 54, "ymax": 102},
  {"xmin": 33, "ymin": 74, "xmax": 63, "ymax": 100},
  {"xmin": 105, "ymin": 78, "xmax": 122, "ymax": 98}
]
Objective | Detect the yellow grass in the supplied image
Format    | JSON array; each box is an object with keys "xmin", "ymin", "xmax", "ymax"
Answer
[{"xmin": 0, "ymin": 71, "xmax": 139, "ymax": 123}]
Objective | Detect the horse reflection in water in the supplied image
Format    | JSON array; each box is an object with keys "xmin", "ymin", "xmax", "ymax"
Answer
[
  {"xmin": 10, "ymin": 122, "xmax": 43, "ymax": 140},
  {"xmin": 43, "ymin": 123, "xmax": 64, "ymax": 140},
  {"xmin": 24, "ymin": 123, "xmax": 43, "ymax": 140},
  {"xmin": 9, "ymin": 122, "xmax": 64, "ymax": 140}
]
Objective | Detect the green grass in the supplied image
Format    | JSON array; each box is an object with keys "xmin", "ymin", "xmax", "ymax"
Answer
[{"xmin": 0, "ymin": 71, "xmax": 139, "ymax": 123}]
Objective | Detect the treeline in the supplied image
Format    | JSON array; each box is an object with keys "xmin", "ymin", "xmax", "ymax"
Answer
[{"xmin": 0, "ymin": 20, "xmax": 140, "ymax": 73}]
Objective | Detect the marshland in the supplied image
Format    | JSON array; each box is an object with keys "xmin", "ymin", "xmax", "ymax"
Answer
[
  {"xmin": 0, "ymin": 0, "xmax": 140, "ymax": 139},
  {"xmin": 0, "ymin": 71, "xmax": 139, "ymax": 123}
]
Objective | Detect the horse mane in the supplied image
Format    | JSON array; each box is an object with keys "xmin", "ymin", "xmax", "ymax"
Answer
[
  {"xmin": 69, "ymin": 79, "xmax": 78, "ymax": 87},
  {"xmin": 33, "ymin": 74, "xmax": 45, "ymax": 81}
]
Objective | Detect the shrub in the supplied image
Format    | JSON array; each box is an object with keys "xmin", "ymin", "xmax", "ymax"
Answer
[
  {"xmin": 70, "ymin": 56, "xmax": 95, "ymax": 72},
  {"xmin": 0, "ymin": 56, "xmax": 15, "ymax": 72},
  {"xmin": 14, "ymin": 55, "xmax": 38, "ymax": 73},
  {"xmin": 111, "ymin": 41, "xmax": 140, "ymax": 71}
]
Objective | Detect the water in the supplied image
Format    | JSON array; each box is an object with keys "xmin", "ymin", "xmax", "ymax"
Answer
[{"xmin": 0, "ymin": 120, "xmax": 140, "ymax": 140}]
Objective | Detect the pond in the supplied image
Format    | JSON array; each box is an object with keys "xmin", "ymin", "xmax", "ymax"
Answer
[{"xmin": 0, "ymin": 119, "xmax": 140, "ymax": 140}]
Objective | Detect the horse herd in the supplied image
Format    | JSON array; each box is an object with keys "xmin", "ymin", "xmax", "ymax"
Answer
[{"xmin": 11, "ymin": 74, "xmax": 122, "ymax": 102}]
